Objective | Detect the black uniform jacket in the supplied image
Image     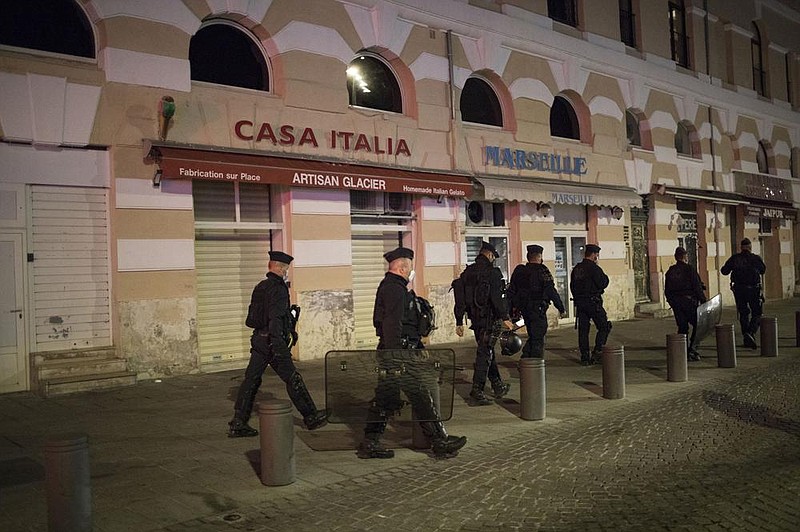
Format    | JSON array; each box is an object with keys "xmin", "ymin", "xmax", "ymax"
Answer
[
  {"xmin": 258, "ymin": 271, "xmax": 291, "ymax": 353},
  {"xmin": 720, "ymin": 251, "xmax": 766, "ymax": 287},
  {"xmin": 456, "ymin": 254, "xmax": 510, "ymax": 327},
  {"xmin": 664, "ymin": 261, "xmax": 706, "ymax": 305},
  {"xmin": 373, "ymin": 272, "xmax": 416, "ymax": 349},
  {"xmin": 569, "ymin": 259, "xmax": 609, "ymax": 303},
  {"xmin": 508, "ymin": 262, "xmax": 565, "ymax": 314}
]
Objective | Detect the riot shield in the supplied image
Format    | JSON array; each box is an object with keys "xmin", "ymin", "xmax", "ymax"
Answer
[
  {"xmin": 694, "ymin": 293, "xmax": 722, "ymax": 343},
  {"xmin": 324, "ymin": 349, "xmax": 456, "ymax": 424}
]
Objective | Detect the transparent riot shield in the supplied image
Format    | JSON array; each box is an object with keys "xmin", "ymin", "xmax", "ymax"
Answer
[
  {"xmin": 695, "ymin": 293, "xmax": 722, "ymax": 343},
  {"xmin": 324, "ymin": 349, "xmax": 456, "ymax": 424}
]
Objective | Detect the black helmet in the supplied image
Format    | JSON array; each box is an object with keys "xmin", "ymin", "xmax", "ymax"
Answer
[{"xmin": 499, "ymin": 330, "xmax": 523, "ymax": 356}]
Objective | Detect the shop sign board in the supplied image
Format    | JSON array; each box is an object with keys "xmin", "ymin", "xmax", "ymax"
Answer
[{"xmin": 745, "ymin": 204, "xmax": 797, "ymax": 220}]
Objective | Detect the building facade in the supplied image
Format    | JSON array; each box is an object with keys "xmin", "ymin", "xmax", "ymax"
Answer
[{"xmin": 1, "ymin": 0, "xmax": 798, "ymax": 392}]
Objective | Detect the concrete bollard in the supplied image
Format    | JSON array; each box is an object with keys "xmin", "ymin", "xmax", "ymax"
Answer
[
  {"xmin": 45, "ymin": 434, "xmax": 92, "ymax": 532},
  {"xmin": 715, "ymin": 324, "xmax": 737, "ymax": 368},
  {"xmin": 601, "ymin": 345, "xmax": 625, "ymax": 400},
  {"xmin": 666, "ymin": 334, "xmax": 688, "ymax": 382},
  {"xmin": 760, "ymin": 316, "xmax": 778, "ymax": 358},
  {"xmin": 258, "ymin": 400, "xmax": 295, "ymax": 486},
  {"xmin": 519, "ymin": 358, "xmax": 546, "ymax": 421}
]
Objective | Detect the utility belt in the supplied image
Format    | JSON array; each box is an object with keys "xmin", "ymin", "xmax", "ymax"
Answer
[
  {"xmin": 254, "ymin": 328, "xmax": 270, "ymax": 337},
  {"xmin": 400, "ymin": 336, "xmax": 421, "ymax": 349}
]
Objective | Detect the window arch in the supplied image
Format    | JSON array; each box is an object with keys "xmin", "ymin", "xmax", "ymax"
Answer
[
  {"xmin": 461, "ymin": 77, "xmax": 503, "ymax": 127},
  {"xmin": 756, "ymin": 141, "xmax": 772, "ymax": 174},
  {"xmin": 190, "ymin": 21, "xmax": 270, "ymax": 91},
  {"xmin": 0, "ymin": 0, "xmax": 95, "ymax": 58},
  {"xmin": 550, "ymin": 95, "xmax": 580, "ymax": 140},
  {"xmin": 346, "ymin": 54, "xmax": 402, "ymax": 113},
  {"xmin": 626, "ymin": 109, "xmax": 641, "ymax": 147},
  {"xmin": 675, "ymin": 120, "xmax": 700, "ymax": 158},
  {"xmin": 751, "ymin": 22, "xmax": 767, "ymax": 97}
]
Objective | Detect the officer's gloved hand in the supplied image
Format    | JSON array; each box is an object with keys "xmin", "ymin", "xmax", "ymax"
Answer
[{"xmin": 502, "ymin": 320, "xmax": 514, "ymax": 330}]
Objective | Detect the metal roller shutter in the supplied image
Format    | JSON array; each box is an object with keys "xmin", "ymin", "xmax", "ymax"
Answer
[
  {"xmin": 30, "ymin": 185, "xmax": 111, "ymax": 352},
  {"xmin": 351, "ymin": 234, "xmax": 398, "ymax": 348},
  {"xmin": 195, "ymin": 232, "xmax": 269, "ymax": 371}
]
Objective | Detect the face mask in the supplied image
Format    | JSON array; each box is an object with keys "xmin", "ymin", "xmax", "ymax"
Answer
[{"xmin": 408, "ymin": 270, "xmax": 416, "ymax": 283}]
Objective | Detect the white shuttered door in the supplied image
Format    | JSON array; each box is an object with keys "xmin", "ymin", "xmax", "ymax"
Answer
[
  {"xmin": 351, "ymin": 234, "xmax": 397, "ymax": 348},
  {"xmin": 195, "ymin": 232, "xmax": 269, "ymax": 370},
  {"xmin": 30, "ymin": 185, "xmax": 111, "ymax": 352}
]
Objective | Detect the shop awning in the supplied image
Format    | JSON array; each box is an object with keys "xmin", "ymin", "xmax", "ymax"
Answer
[
  {"xmin": 474, "ymin": 176, "xmax": 642, "ymax": 207},
  {"xmin": 661, "ymin": 186, "xmax": 748, "ymax": 206},
  {"xmin": 147, "ymin": 141, "xmax": 472, "ymax": 197}
]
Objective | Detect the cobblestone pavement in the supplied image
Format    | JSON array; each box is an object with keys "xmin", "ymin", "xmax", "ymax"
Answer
[{"xmin": 169, "ymin": 355, "xmax": 800, "ymax": 532}]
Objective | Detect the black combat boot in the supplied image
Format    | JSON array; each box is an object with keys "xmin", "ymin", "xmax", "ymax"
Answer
[
  {"xmin": 420, "ymin": 421, "xmax": 467, "ymax": 458},
  {"xmin": 228, "ymin": 418, "xmax": 258, "ymax": 438},
  {"xmin": 490, "ymin": 379, "xmax": 510, "ymax": 398},
  {"xmin": 591, "ymin": 348, "xmax": 603, "ymax": 365},
  {"xmin": 743, "ymin": 332, "xmax": 758, "ymax": 350},
  {"xmin": 356, "ymin": 434, "xmax": 394, "ymax": 459},
  {"xmin": 580, "ymin": 352, "xmax": 593, "ymax": 366},
  {"xmin": 286, "ymin": 372, "xmax": 328, "ymax": 430},
  {"xmin": 468, "ymin": 383, "xmax": 493, "ymax": 406}
]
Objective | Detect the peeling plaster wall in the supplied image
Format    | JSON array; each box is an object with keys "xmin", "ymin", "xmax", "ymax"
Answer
[
  {"xmin": 296, "ymin": 290, "xmax": 354, "ymax": 359},
  {"xmin": 422, "ymin": 283, "xmax": 464, "ymax": 346},
  {"xmin": 118, "ymin": 298, "xmax": 198, "ymax": 379},
  {"xmin": 604, "ymin": 271, "xmax": 636, "ymax": 322}
]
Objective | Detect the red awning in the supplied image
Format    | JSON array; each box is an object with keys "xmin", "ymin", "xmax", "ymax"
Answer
[{"xmin": 154, "ymin": 145, "xmax": 472, "ymax": 198}]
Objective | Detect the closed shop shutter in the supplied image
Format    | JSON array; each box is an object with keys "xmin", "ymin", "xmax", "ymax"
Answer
[
  {"xmin": 30, "ymin": 185, "xmax": 111, "ymax": 352},
  {"xmin": 195, "ymin": 232, "xmax": 269, "ymax": 371},
  {"xmin": 351, "ymin": 233, "xmax": 398, "ymax": 348}
]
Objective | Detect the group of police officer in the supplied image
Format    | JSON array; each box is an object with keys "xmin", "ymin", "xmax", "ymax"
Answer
[{"xmin": 227, "ymin": 237, "xmax": 766, "ymax": 460}]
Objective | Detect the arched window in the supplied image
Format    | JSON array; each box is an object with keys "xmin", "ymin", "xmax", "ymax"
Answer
[
  {"xmin": 548, "ymin": 0, "xmax": 578, "ymax": 27},
  {"xmin": 626, "ymin": 109, "xmax": 641, "ymax": 147},
  {"xmin": 751, "ymin": 23, "xmax": 766, "ymax": 97},
  {"xmin": 190, "ymin": 22, "xmax": 269, "ymax": 91},
  {"xmin": 550, "ymin": 96, "xmax": 580, "ymax": 140},
  {"xmin": 0, "ymin": 0, "xmax": 94, "ymax": 58},
  {"xmin": 756, "ymin": 141, "xmax": 770, "ymax": 174},
  {"xmin": 461, "ymin": 77, "xmax": 503, "ymax": 127},
  {"xmin": 675, "ymin": 122, "xmax": 691, "ymax": 156},
  {"xmin": 346, "ymin": 54, "xmax": 402, "ymax": 113}
]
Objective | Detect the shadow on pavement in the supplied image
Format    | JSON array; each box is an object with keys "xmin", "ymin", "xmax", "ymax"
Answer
[{"xmin": 702, "ymin": 390, "xmax": 800, "ymax": 437}]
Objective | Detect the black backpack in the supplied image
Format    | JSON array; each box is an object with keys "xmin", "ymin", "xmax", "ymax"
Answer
[{"xmin": 413, "ymin": 293, "xmax": 437, "ymax": 337}]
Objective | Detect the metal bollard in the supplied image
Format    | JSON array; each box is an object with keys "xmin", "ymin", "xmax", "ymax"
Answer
[
  {"xmin": 258, "ymin": 400, "xmax": 295, "ymax": 486},
  {"xmin": 715, "ymin": 324, "xmax": 737, "ymax": 368},
  {"xmin": 760, "ymin": 316, "xmax": 778, "ymax": 358},
  {"xmin": 666, "ymin": 334, "xmax": 688, "ymax": 382},
  {"xmin": 519, "ymin": 358, "xmax": 546, "ymax": 421},
  {"xmin": 45, "ymin": 434, "xmax": 92, "ymax": 532},
  {"xmin": 601, "ymin": 345, "xmax": 625, "ymax": 400}
]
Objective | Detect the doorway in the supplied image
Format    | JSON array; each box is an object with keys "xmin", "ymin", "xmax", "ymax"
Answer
[
  {"xmin": 0, "ymin": 233, "xmax": 27, "ymax": 393},
  {"xmin": 554, "ymin": 234, "xmax": 586, "ymax": 320}
]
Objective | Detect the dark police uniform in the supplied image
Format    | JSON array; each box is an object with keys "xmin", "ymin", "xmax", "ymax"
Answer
[
  {"xmin": 569, "ymin": 244, "xmax": 611, "ymax": 365},
  {"xmin": 507, "ymin": 245, "xmax": 566, "ymax": 358},
  {"xmin": 359, "ymin": 247, "xmax": 466, "ymax": 459},
  {"xmin": 664, "ymin": 249, "xmax": 707, "ymax": 360},
  {"xmin": 228, "ymin": 251, "xmax": 327, "ymax": 438},
  {"xmin": 454, "ymin": 242, "xmax": 511, "ymax": 405},
  {"xmin": 721, "ymin": 239, "xmax": 766, "ymax": 348}
]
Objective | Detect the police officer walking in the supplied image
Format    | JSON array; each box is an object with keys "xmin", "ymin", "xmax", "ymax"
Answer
[
  {"xmin": 228, "ymin": 251, "xmax": 328, "ymax": 438},
  {"xmin": 357, "ymin": 247, "xmax": 467, "ymax": 459},
  {"xmin": 453, "ymin": 241, "xmax": 514, "ymax": 406},
  {"xmin": 721, "ymin": 238, "xmax": 766, "ymax": 349},
  {"xmin": 569, "ymin": 244, "xmax": 612, "ymax": 366},
  {"xmin": 664, "ymin": 246, "xmax": 707, "ymax": 361},
  {"xmin": 507, "ymin": 244, "xmax": 566, "ymax": 358}
]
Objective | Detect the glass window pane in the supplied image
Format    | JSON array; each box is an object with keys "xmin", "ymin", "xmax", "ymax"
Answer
[
  {"xmin": 0, "ymin": 0, "xmax": 95, "ymax": 58},
  {"xmin": 347, "ymin": 56, "xmax": 402, "ymax": 113},
  {"xmin": 461, "ymin": 78, "xmax": 503, "ymax": 127},
  {"xmin": 190, "ymin": 24, "xmax": 269, "ymax": 91}
]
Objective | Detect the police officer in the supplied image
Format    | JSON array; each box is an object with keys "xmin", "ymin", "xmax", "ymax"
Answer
[
  {"xmin": 454, "ymin": 241, "xmax": 514, "ymax": 406},
  {"xmin": 507, "ymin": 244, "xmax": 566, "ymax": 358},
  {"xmin": 664, "ymin": 246, "xmax": 707, "ymax": 361},
  {"xmin": 721, "ymin": 238, "xmax": 766, "ymax": 349},
  {"xmin": 228, "ymin": 251, "xmax": 327, "ymax": 437},
  {"xmin": 569, "ymin": 244, "xmax": 611, "ymax": 366},
  {"xmin": 357, "ymin": 247, "xmax": 467, "ymax": 459}
]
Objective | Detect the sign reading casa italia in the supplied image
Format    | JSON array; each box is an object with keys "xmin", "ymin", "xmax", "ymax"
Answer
[
  {"xmin": 234, "ymin": 120, "xmax": 411, "ymax": 156},
  {"xmin": 485, "ymin": 145, "xmax": 587, "ymax": 176}
]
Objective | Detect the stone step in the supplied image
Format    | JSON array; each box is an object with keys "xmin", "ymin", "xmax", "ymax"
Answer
[
  {"xmin": 634, "ymin": 302, "xmax": 673, "ymax": 319},
  {"xmin": 32, "ymin": 346, "xmax": 117, "ymax": 366},
  {"xmin": 41, "ymin": 371, "xmax": 137, "ymax": 397},
  {"xmin": 36, "ymin": 356, "xmax": 129, "ymax": 380}
]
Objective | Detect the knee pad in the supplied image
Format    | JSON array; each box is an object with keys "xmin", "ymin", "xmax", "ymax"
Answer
[{"xmin": 289, "ymin": 371, "xmax": 304, "ymax": 389}]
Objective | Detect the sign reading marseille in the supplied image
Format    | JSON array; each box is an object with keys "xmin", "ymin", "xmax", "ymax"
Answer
[{"xmin": 485, "ymin": 146, "xmax": 587, "ymax": 176}]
